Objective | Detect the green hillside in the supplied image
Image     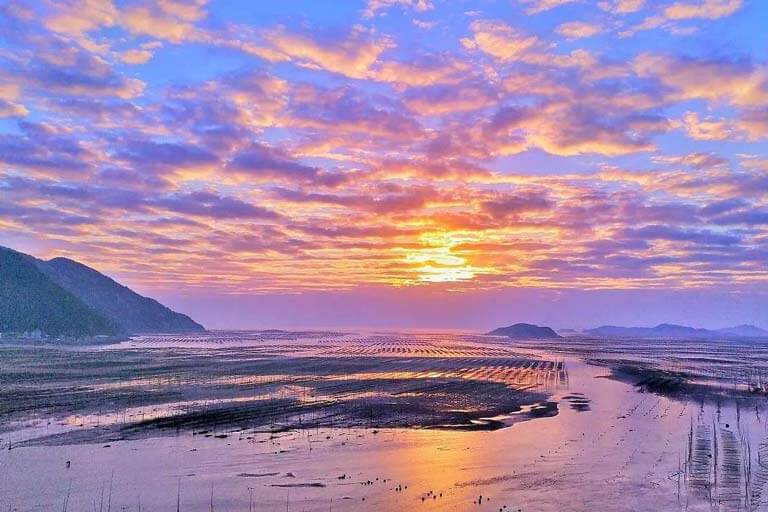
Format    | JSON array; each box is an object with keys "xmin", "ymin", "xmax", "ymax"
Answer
[
  {"xmin": 0, "ymin": 247, "xmax": 119, "ymax": 337},
  {"xmin": 39, "ymin": 257, "xmax": 204, "ymax": 333}
]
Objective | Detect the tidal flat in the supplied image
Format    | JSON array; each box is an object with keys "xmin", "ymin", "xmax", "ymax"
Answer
[{"xmin": 2, "ymin": 331, "xmax": 768, "ymax": 511}]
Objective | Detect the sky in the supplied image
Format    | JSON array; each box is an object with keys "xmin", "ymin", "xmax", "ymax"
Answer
[{"xmin": 1, "ymin": 0, "xmax": 767, "ymax": 330}]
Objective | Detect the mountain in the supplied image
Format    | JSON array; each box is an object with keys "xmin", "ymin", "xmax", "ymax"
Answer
[
  {"xmin": 0, "ymin": 247, "xmax": 119, "ymax": 337},
  {"xmin": 487, "ymin": 323, "xmax": 562, "ymax": 339},
  {"xmin": 586, "ymin": 324, "xmax": 710, "ymax": 338},
  {"xmin": 0, "ymin": 245, "xmax": 204, "ymax": 339},
  {"xmin": 586, "ymin": 323, "xmax": 768, "ymax": 339},
  {"xmin": 717, "ymin": 325, "xmax": 768, "ymax": 337},
  {"xmin": 39, "ymin": 256, "xmax": 203, "ymax": 334}
]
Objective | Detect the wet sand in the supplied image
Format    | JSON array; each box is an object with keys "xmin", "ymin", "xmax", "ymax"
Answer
[{"xmin": 2, "ymin": 331, "xmax": 768, "ymax": 511}]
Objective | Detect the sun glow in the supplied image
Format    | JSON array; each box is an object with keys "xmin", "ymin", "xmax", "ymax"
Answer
[{"xmin": 403, "ymin": 232, "xmax": 488, "ymax": 283}]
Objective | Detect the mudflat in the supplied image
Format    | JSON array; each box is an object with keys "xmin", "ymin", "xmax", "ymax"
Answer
[{"xmin": 2, "ymin": 331, "xmax": 767, "ymax": 511}]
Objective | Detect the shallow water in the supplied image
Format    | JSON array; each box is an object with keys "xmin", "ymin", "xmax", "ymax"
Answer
[{"xmin": 2, "ymin": 331, "xmax": 768, "ymax": 511}]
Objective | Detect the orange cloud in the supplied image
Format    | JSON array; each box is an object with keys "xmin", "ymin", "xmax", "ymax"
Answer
[
  {"xmin": 0, "ymin": 83, "xmax": 28, "ymax": 118},
  {"xmin": 633, "ymin": 54, "xmax": 768, "ymax": 107},
  {"xmin": 44, "ymin": 0, "xmax": 118, "ymax": 36},
  {"xmin": 622, "ymin": 0, "xmax": 743, "ymax": 36},
  {"xmin": 664, "ymin": 0, "xmax": 742, "ymax": 20},
  {"xmin": 461, "ymin": 20, "xmax": 542, "ymax": 62},
  {"xmin": 120, "ymin": 1, "xmax": 206, "ymax": 43},
  {"xmin": 676, "ymin": 111, "xmax": 735, "ymax": 140},
  {"xmin": 556, "ymin": 21, "xmax": 603, "ymax": 39}
]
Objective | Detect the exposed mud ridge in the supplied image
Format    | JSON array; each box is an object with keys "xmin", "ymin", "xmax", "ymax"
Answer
[
  {"xmin": 505, "ymin": 336, "xmax": 768, "ymax": 405},
  {"xmin": 604, "ymin": 363, "xmax": 768, "ymax": 405},
  {"xmin": 2, "ymin": 332, "xmax": 568, "ymax": 446}
]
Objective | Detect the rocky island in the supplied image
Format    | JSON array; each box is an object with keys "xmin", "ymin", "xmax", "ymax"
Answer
[{"xmin": 487, "ymin": 322, "xmax": 562, "ymax": 339}]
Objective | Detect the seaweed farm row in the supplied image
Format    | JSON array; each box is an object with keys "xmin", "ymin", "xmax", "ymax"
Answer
[{"xmin": 0, "ymin": 331, "xmax": 568, "ymax": 447}]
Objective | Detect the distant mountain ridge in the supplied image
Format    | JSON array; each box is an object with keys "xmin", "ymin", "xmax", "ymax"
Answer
[
  {"xmin": 586, "ymin": 323, "xmax": 768, "ymax": 339},
  {"xmin": 487, "ymin": 323, "xmax": 562, "ymax": 339},
  {"xmin": 1, "ymin": 246, "xmax": 204, "ymax": 339}
]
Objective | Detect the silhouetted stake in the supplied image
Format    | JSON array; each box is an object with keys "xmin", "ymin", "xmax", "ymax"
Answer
[
  {"xmin": 176, "ymin": 478, "xmax": 181, "ymax": 512},
  {"xmin": 712, "ymin": 416, "xmax": 718, "ymax": 491},
  {"xmin": 61, "ymin": 481, "xmax": 72, "ymax": 512},
  {"xmin": 107, "ymin": 472, "xmax": 113, "ymax": 512}
]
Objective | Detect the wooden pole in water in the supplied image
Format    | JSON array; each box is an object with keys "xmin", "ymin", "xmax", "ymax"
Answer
[
  {"xmin": 61, "ymin": 480, "xmax": 72, "ymax": 512},
  {"xmin": 107, "ymin": 471, "xmax": 113, "ymax": 512}
]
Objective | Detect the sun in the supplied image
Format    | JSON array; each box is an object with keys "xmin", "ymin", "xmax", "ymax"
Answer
[{"xmin": 402, "ymin": 232, "xmax": 482, "ymax": 283}]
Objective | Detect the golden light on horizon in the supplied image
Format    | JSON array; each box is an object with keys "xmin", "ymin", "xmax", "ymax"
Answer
[{"xmin": 401, "ymin": 231, "xmax": 493, "ymax": 283}]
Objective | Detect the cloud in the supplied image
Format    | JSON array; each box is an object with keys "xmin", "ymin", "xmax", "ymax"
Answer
[
  {"xmin": 116, "ymin": 139, "xmax": 219, "ymax": 176},
  {"xmin": 3, "ymin": 0, "xmax": 766, "ymax": 295},
  {"xmin": 42, "ymin": 0, "xmax": 208, "ymax": 47},
  {"xmin": 232, "ymin": 25, "xmax": 394, "ymax": 79},
  {"xmin": 19, "ymin": 45, "xmax": 145, "ymax": 98},
  {"xmin": 120, "ymin": 42, "xmax": 161, "ymax": 65},
  {"xmin": 598, "ymin": 0, "xmax": 645, "ymax": 13},
  {"xmin": 622, "ymin": 0, "xmax": 743, "ymax": 36},
  {"xmin": 556, "ymin": 21, "xmax": 603, "ymax": 38},
  {"xmin": 287, "ymin": 84, "xmax": 422, "ymax": 142},
  {"xmin": 0, "ymin": 99, "xmax": 28, "ymax": 118},
  {"xmin": 227, "ymin": 144, "xmax": 346, "ymax": 186},
  {"xmin": 369, "ymin": 56, "xmax": 469, "ymax": 86},
  {"xmin": 120, "ymin": 0, "xmax": 207, "ymax": 42},
  {"xmin": 462, "ymin": 21, "xmax": 620, "ymax": 77},
  {"xmin": 363, "ymin": 0, "xmax": 434, "ymax": 18},
  {"xmin": 633, "ymin": 54, "xmax": 768, "ymax": 108},
  {"xmin": 518, "ymin": 0, "xmax": 578, "ymax": 14},
  {"xmin": 621, "ymin": 225, "xmax": 741, "ymax": 246},
  {"xmin": 711, "ymin": 209, "xmax": 768, "ymax": 226},
  {"xmin": 652, "ymin": 151, "xmax": 728, "ymax": 169},
  {"xmin": 663, "ymin": 0, "xmax": 742, "ymax": 20},
  {"xmin": 0, "ymin": 83, "xmax": 27, "ymax": 117},
  {"xmin": 676, "ymin": 111, "xmax": 735, "ymax": 140},
  {"xmin": 0, "ymin": 132, "xmax": 95, "ymax": 176},
  {"xmin": 739, "ymin": 109, "xmax": 768, "ymax": 140},
  {"xmin": 461, "ymin": 20, "xmax": 542, "ymax": 62},
  {"xmin": 485, "ymin": 102, "xmax": 664, "ymax": 156},
  {"xmin": 44, "ymin": 0, "xmax": 118, "ymax": 37},
  {"xmin": 700, "ymin": 198, "xmax": 748, "ymax": 217},
  {"xmin": 481, "ymin": 192, "xmax": 552, "ymax": 218},
  {"xmin": 403, "ymin": 81, "xmax": 500, "ymax": 115},
  {"xmin": 151, "ymin": 191, "xmax": 280, "ymax": 220},
  {"xmin": 272, "ymin": 186, "xmax": 436, "ymax": 214}
]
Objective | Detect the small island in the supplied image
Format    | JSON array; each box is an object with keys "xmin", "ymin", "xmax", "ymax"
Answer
[{"xmin": 487, "ymin": 323, "xmax": 562, "ymax": 339}]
